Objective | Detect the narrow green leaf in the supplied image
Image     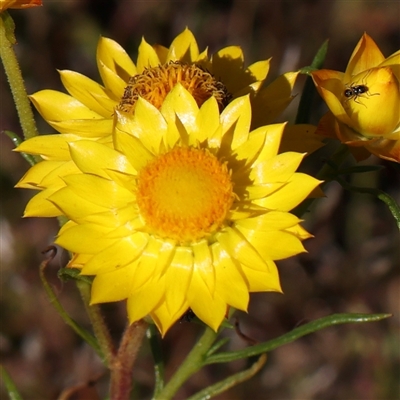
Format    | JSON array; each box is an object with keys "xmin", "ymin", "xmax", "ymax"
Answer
[
  {"xmin": 295, "ymin": 39, "xmax": 329, "ymax": 124},
  {"xmin": 188, "ymin": 354, "xmax": 267, "ymax": 400},
  {"xmin": 0, "ymin": 365, "xmax": 23, "ymax": 400},
  {"xmin": 205, "ymin": 313, "xmax": 391, "ymax": 365},
  {"xmin": 207, "ymin": 337, "xmax": 230, "ymax": 356},
  {"xmin": 147, "ymin": 324, "xmax": 165, "ymax": 397}
]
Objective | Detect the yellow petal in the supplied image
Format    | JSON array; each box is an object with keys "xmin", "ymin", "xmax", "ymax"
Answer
[
  {"xmin": 345, "ymin": 33, "xmax": 385, "ymax": 79},
  {"xmin": 30, "ymin": 90, "xmax": 102, "ymax": 121},
  {"xmin": 237, "ymin": 226, "xmax": 306, "ymax": 260},
  {"xmin": 97, "ymin": 60, "xmax": 127, "ymax": 100},
  {"xmin": 250, "ymin": 152, "xmax": 305, "ymax": 185},
  {"xmin": 15, "ymin": 160, "xmax": 72, "ymax": 189},
  {"xmin": 129, "ymin": 99, "xmax": 167, "ymax": 152},
  {"xmin": 256, "ymin": 173, "xmax": 321, "ymax": 211},
  {"xmin": 251, "ymin": 123, "xmax": 286, "ymax": 163},
  {"xmin": 126, "ymin": 278, "xmax": 165, "ymax": 322},
  {"xmin": 49, "ymin": 186, "xmax": 109, "ymax": 221},
  {"xmin": 164, "ymin": 247, "xmax": 193, "ymax": 315},
  {"xmin": 48, "ymin": 118, "xmax": 114, "ymax": 137},
  {"xmin": 279, "ymin": 124, "xmax": 324, "ymax": 154},
  {"xmin": 63, "ymin": 174, "xmax": 133, "ymax": 209},
  {"xmin": 212, "ymin": 46, "xmax": 244, "ymax": 92},
  {"xmin": 96, "ymin": 36, "xmax": 137, "ymax": 83},
  {"xmin": 82, "ymin": 233, "xmax": 148, "ymax": 275},
  {"xmin": 235, "ymin": 211, "xmax": 301, "ymax": 232},
  {"xmin": 216, "ymin": 227, "xmax": 269, "ymax": 272},
  {"xmin": 241, "ymin": 261, "xmax": 282, "ymax": 292},
  {"xmin": 59, "ymin": 70, "xmax": 115, "ymax": 117},
  {"xmin": 15, "ymin": 134, "xmax": 81, "ymax": 161},
  {"xmin": 220, "ymin": 95, "xmax": 251, "ymax": 150},
  {"xmin": 91, "ymin": 264, "xmax": 136, "ymax": 303},
  {"xmin": 69, "ymin": 141, "xmax": 135, "ymax": 178},
  {"xmin": 192, "ymin": 240, "xmax": 215, "ymax": 295},
  {"xmin": 114, "ymin": 123, "xmax": 155, "ymax": 171},
  {"xmin": 153, "ymin": 44, "xmax": 169, "ymax": 64},
  {"xmin": 166, "ymin": 28, "xmax": 200, "ymax": 63},
  {"xmin": 151, "ymin": 297, "xmax": 189, "ymax": 336},
  {"xmin": 246, "ymin": 59, "xmax": 271, "ymax": 84},
  {"xmin": 285, "ymin": 223, "xmax": 313, "ymax": 240},
  {"xmin": 239, "ymin": 182, "xmax": 285, "ymax": 201},
  {"xmin": 229, "ymin": 125, "xmax": 267, "ymax": 165},
  {"xmin": 42, "ymin": 162, "xmax": 80, "ymax": 189},
  {"xmin": 161, "ymin": 84, "xmax": 199, "ymax": 133},
  {"xmin": 251, "ymin": 71, "xmax": 298, "ymax": 128},
  {"xmin": 55, "ymin": 223, "xmax": 112, "ymax": 254},
  {"xmin": 379, "ymin": 50, "xmax": 400, "ymax": 81},
  {"xmin": 212, "ymin": 242, "xmax": 250, "ymax": 311},
  {"xmin": 193, "ymin": 96, "xmax": 220, "ymax": 144},
  {"xmin": 23, "ymin": 188, "xmax": 63, "ymax": 217},
  {"xmin": 129, "ymin": 238, "xmax": 173, "ymax": 288},
  {"xmin": 187, "ymin": 271, "xmax": 227, "ymax": 331},
  {"xmin": 136, "ymin": 37, "xmax": 162, "ymax": 72}
]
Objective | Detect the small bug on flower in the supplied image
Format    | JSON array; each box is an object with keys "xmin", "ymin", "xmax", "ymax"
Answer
[{"xmin": 343, "ymin": 71, "xmax": 380, "ymax": 107}]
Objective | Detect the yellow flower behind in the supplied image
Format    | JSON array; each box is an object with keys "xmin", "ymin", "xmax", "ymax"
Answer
[
  {"xmin": 15, "ymin": 28, "xmax": 315, "ymax": 217},
  {"xmin": 48, "ymin": 86, "xmax": 320, "ymax": 335},
  {"xmin": 312, "ymin": 33, "xmax": 400, "ymax": 162}
]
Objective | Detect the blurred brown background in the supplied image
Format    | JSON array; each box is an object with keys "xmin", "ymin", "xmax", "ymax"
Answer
[{"xmin": 1, "ymin": 0, "xmax": 399, "ymax": 399}]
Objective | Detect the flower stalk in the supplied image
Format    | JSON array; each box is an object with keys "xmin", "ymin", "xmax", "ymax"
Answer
[
  {"xmin": 0, "ymin": 13, "xmax": 39, "ymax": 140},
  {"xmin": 109, "ymin": 320, "xmax": 148, "ymax": 400},
  {"xmin": 76, "ymin": 278, "xmax": 116, "ymax": 367},
  {"xmin": 155, "ymin": 326, "xmax": 218, "ymax": 400}
]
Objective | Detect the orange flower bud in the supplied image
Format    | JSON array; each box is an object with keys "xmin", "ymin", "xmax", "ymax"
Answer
[{"xmin": 312, "ymin": 34, "xmax": 400, "ymax": 162}]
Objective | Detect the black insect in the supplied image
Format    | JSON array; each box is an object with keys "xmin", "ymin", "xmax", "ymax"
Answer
[
  {"xmin": 343, "ymin": 81, "xmax": 379, "ymax": 107},
  {"xmin": 344, "ymin": 84, "xmax": 369, "ymax": 101}
]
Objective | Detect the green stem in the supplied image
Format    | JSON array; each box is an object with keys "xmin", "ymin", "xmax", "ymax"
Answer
[
  {"xmin": 188, "ymin": 354, "xmax": 267, "ymax": 400},
  {"xmin": 76, "ymin": 279, "xmax": 116, "ymax": 367},
  {"xmin": 204, "ymin": 313, "xmax": 391, "ymax": 365},
  {"xmin": 39, "ymin": 250, "xmax": 102, "ymax": 358},
  {"xmin": 0, "ymin": 365, "xmax": 23, "ymax": 400},
  {"xmin": 147, "ymin": 324, "xmax": 165, "ymax": 397},
  {"xmin": 0, "ymin": 13, "xmax": 39, "ymax": 140},
  {"xmin": 109, "ymin": 320, "xmax": 148, "ymax": 400},
  {"xmin": 155, "ymin": 326, "xmax": 219, "ymax": 400}
]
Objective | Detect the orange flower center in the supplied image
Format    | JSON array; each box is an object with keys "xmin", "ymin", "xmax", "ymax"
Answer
[
  {"xmin": 118, "ymin": 61, "xmax": 231, "ymax": 113},
  {"xmin": 136, "ymin": 147, "xmax": 234, "ymax": 244}
]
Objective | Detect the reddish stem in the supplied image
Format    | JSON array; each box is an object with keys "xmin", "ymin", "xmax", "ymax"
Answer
[{"xmin": 109, "ymin": 319, "xmax": 148, "ymax": 400}]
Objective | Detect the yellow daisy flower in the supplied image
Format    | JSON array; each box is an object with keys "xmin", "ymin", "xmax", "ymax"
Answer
[
  {"xmin": 48, "ymin": 86, "xmax": 320, "ymax": 335},
  {"xmin": 15, "ymin": 28, "xmax": 307, "ymax": 216},
  {"xmin": 312, "ymin": 33, "xmax": 400, "ymax": 162}
]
